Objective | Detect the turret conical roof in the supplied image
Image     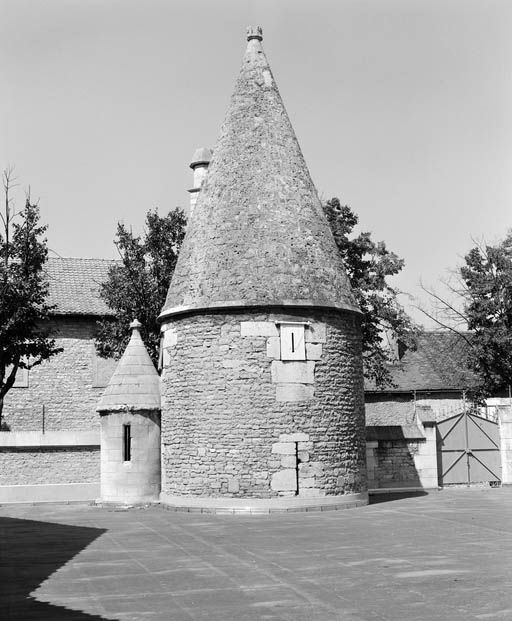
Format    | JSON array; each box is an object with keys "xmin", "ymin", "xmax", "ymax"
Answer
[
  {"xmin": 160, "ymin": 27, "xmax": 359, "ymax": 320},
  {"xmin": 97, "ymin": 320, "xmax": 161, "ymax": 412}
]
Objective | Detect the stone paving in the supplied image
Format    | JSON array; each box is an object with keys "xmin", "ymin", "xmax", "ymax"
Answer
[{"xmin": 2, "ymin": 489, "xmax": 512, "ymax": 620}]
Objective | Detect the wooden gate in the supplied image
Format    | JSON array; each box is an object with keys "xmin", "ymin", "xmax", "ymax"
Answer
[{"xmin": 437, "ymin": 411, "xmax": 501, "ymax": 486}]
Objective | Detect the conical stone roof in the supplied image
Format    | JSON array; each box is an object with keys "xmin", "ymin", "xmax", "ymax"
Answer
[
  {"xmin": 160, "ymin": 26, "xmax": 359, "ymax": 320},
  {"xmin": 97, "ymin": 320, "xmax": 161, "ymax": 413}
]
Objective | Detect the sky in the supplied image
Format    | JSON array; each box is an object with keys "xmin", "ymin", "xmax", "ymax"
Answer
[{"xmin": 2, "ymin": 0, "xmax": 511, "ymax": 326}]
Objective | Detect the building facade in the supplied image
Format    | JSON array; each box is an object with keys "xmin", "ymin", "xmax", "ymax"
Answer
[{"xmin": 0, "ymin": 258, "xmax": 116, "ymax": 502}]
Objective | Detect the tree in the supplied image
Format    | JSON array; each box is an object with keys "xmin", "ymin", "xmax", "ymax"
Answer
[
  {"xmin": 95, "ymin": 208, "xmax": 186, "ymax": 366},
  {"xmin": 323, "ymin": 198, "xmax": 417, "ymax": 387},
  {"xmin": 423, "ymin": 233, "xmax": 512, "ymax": 398},
  {"xmin": 0, "ymin": 168, "xmax": 62, "ymax": 427}
]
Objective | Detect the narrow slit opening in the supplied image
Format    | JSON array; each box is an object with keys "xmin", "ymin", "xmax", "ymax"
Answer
[{"xmin": 123, "ymin": 424, "xmax": 131, "ymax": 462}]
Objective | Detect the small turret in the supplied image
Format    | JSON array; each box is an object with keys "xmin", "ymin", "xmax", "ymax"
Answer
[
  {"xmin": 97, "ymin": 319, "xmax": 161, "ymax": 504},
  {"xmin": 188, "ymin": 147, "xmax": 212, "ymax": 217}
]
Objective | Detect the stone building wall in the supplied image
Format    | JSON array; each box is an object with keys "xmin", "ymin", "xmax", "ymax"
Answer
[
  {"xmin": 160, "ymin": 308, "xmax": 366, "ymax": 499},
  {"xmin": 0, "ymin": 446, "xmax": 99, "ymax": 485},
  {"xmin": 367, "ymin": 440, "xmax": 423, "ymax": 488},
  {"xmin": 3, "ymin": 317, "xmax": 116, "ymax": 432},
  {"xmin": 366, "ymin": 424, "xmax": 438, "ymax": 490}
]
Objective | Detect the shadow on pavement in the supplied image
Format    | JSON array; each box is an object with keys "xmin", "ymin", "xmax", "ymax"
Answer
[
  {"xmin": 369, "ymin": 491, "xmax": 429, "ymax": 505},
  {"xmin": 0, "ymin": 516, "xmax": 107, "ymax": 620}
]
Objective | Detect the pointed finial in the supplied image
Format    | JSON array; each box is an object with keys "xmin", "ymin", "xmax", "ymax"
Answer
[
  {"xmin": 247, "ymin": 26, "xmax": 263, "ymax": 41},
  {"xmin": 130, "ymin": 319, "xmax": 142, "ymax": 331}
]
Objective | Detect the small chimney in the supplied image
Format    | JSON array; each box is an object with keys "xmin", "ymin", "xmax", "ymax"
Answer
[
  {"xmin": 246, "ymin": 26, "xmax": 263, "ymax": 41},
  {"xmin": 188, "ymin": 147, "xmax": 212, "ymax": 217}
]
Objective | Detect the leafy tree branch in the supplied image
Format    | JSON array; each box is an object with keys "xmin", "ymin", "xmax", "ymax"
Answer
[
  {"xmin": 0, "ymin": 168, "xmax": 62, "ymax": 426},
  {"xmin": 324, "ymin": 197, "xmax": 418, "ymax": 387}
]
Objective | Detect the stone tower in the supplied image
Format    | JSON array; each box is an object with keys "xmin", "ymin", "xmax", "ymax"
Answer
[
  {"xmin": 97, "ymin": 320, "xmax": 161, "ymax": 504},
  {"xmin": 159, "ymin": 27, "xmax": 367, "ymax": 510}
]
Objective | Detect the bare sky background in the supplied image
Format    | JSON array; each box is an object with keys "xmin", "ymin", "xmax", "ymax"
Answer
[{"xmin": 2, "ymin": 0, "xmax": 511, "ymax": 326}]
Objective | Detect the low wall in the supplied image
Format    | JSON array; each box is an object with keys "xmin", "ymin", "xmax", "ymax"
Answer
[
  {"xmin": 0, "ymin": 431, "xmax": 100, "ymax": 503},
  {"xmin": 366, "ymin": 423, "xmax": 438, "ymax": 492}
]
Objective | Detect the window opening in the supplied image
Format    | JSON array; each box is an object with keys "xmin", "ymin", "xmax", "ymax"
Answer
[
  {"xmin": 123, "ymin": 424, "xmax": 131, "ymax": 462},
  {"xmin": 295, "ymin": 441, "xmax": 301, "ymax": 496}
]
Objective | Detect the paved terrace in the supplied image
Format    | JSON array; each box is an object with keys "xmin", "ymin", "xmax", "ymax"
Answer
[{"xmin": 1, "ymin": 489, "xmax": 512, "ymax": 620}]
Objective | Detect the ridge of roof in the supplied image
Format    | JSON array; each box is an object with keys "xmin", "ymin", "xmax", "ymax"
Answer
[{"xmin": 160, "ymin": 27, "xmax": 359, "ymax": 320}]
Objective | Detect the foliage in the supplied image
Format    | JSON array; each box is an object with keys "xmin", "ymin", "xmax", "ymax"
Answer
[
  {"xmin": 323, "ymin": 197, "xmax": 417, "ymax": 387},
  {"xmin": 421, "ymin": 233, "xmax": 512, "ymax": 398},
  {"xmin": 0, "ymin": 169, "xmax": 62, "ymax": 423},
  {"xmin": 95, "ymin": 208, "xmax": 186, "ymax": 367},
  {"xmin": 459, "ymin": 234, "xmax": 512, "ymax": 396}
]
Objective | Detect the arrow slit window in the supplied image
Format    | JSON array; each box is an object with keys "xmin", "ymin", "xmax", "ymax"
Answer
[{"xmin": 279, "ymin": 323, "xmax": 306, "ymax": 360}]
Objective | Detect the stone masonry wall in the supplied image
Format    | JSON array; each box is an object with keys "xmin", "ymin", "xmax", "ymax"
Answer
[
  {"xmin": 160, "ymin": 308, "xmax": 366, "ymax": 499},
  {"xmin": 366, "ymin": 440, "xmax": 423, "ymax": 489},
  {"xmin": 0, "ymin": 447, "xmax": 99, "ymax": 485},
  {"xmin": 101, "ymin": 410, "xmax": 161, "ymax": 503},
  {"xmin": 3, "ymin": 318, "xmax": 116, "ymax": 432},
  {"xmin": 366, "ymin": 422, "xmax": 438, "ymax": 490}
]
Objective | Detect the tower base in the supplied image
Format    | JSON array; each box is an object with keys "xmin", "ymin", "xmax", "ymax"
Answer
[{"xmin": 159, "ymin": 492, "xmax": 368, "ymax": 515}]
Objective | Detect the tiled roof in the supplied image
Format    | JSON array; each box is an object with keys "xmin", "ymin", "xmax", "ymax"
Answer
[
  {"xmin": 45, "ymin": 257, "xmax": 117, "ymax": 316},
  {"xmin": 365, "ymin": 331, "xmax": 480, "ymax": 393}
]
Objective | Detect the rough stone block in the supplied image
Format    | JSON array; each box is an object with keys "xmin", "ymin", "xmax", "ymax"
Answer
[
  {"xmin": 163, "ymin": 328, "xmax": 178, "ymax": 348},
  {"xmin": 228, "ymin": 478, "xmax": 240, "ymax": 493},
  {"xmin": 298, "ymin": 451, "xmax": 309, "ymax": 463},
  {"xmin": 298, "ymin": 487, "xmax": 326, "ymax": 497},
  {"xmin": 240, "ymin": 322, "xmax": 279, "ymax": 338},
  {"xmin": 306, "ymin": 343, "xmax": 322, "ymax": 360},
  {"xmin": 279, "ymin": 432, "xmax": 309, "ymax": 442},
  {"xmin": 281, "ymin": 455, "xmax": 296, "ymax": 468},
  {"xmin": 272, "ymin": 442, "xmax": 296, "ymax": 455},
  {"xmin": 271, "ymin": 361, "xmax": 315, "ymax": 384},
  {"xmin": 299, "ymin": 477, "xmax": 315, "ymax": 488},
  {"xmin": 298, "ymin": 441, "xmax": 313, "ymax": 451},
  {"xmin": 271, "ymin": 469, "xmax": 297, "ymax": 491},
  {"xmin": 222, "ymin": 359, "xmax": 245, "ymax": 369},
  {"xmin": 305, "ymin": 323, "xmax": 326, "ymax": 343},
  {"xmin": 266, "ymin": 337, "xmax": 281, "ymax": 359},
  {"xmin": 275, "ymin": 384, "xmax": 314, "ymax": 402},
  {"xmin": 300, "ymin": 462, "xmax": 324, "ymax": 477}
]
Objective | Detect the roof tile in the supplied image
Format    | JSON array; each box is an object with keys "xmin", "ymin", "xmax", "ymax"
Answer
[
  {"xmin": 45, "ymin": 257, "xmax": 116, "ymax": 316},
  {"xmin": 365, "ymin": 331, "xmax": 480, "ymax": 392}
]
